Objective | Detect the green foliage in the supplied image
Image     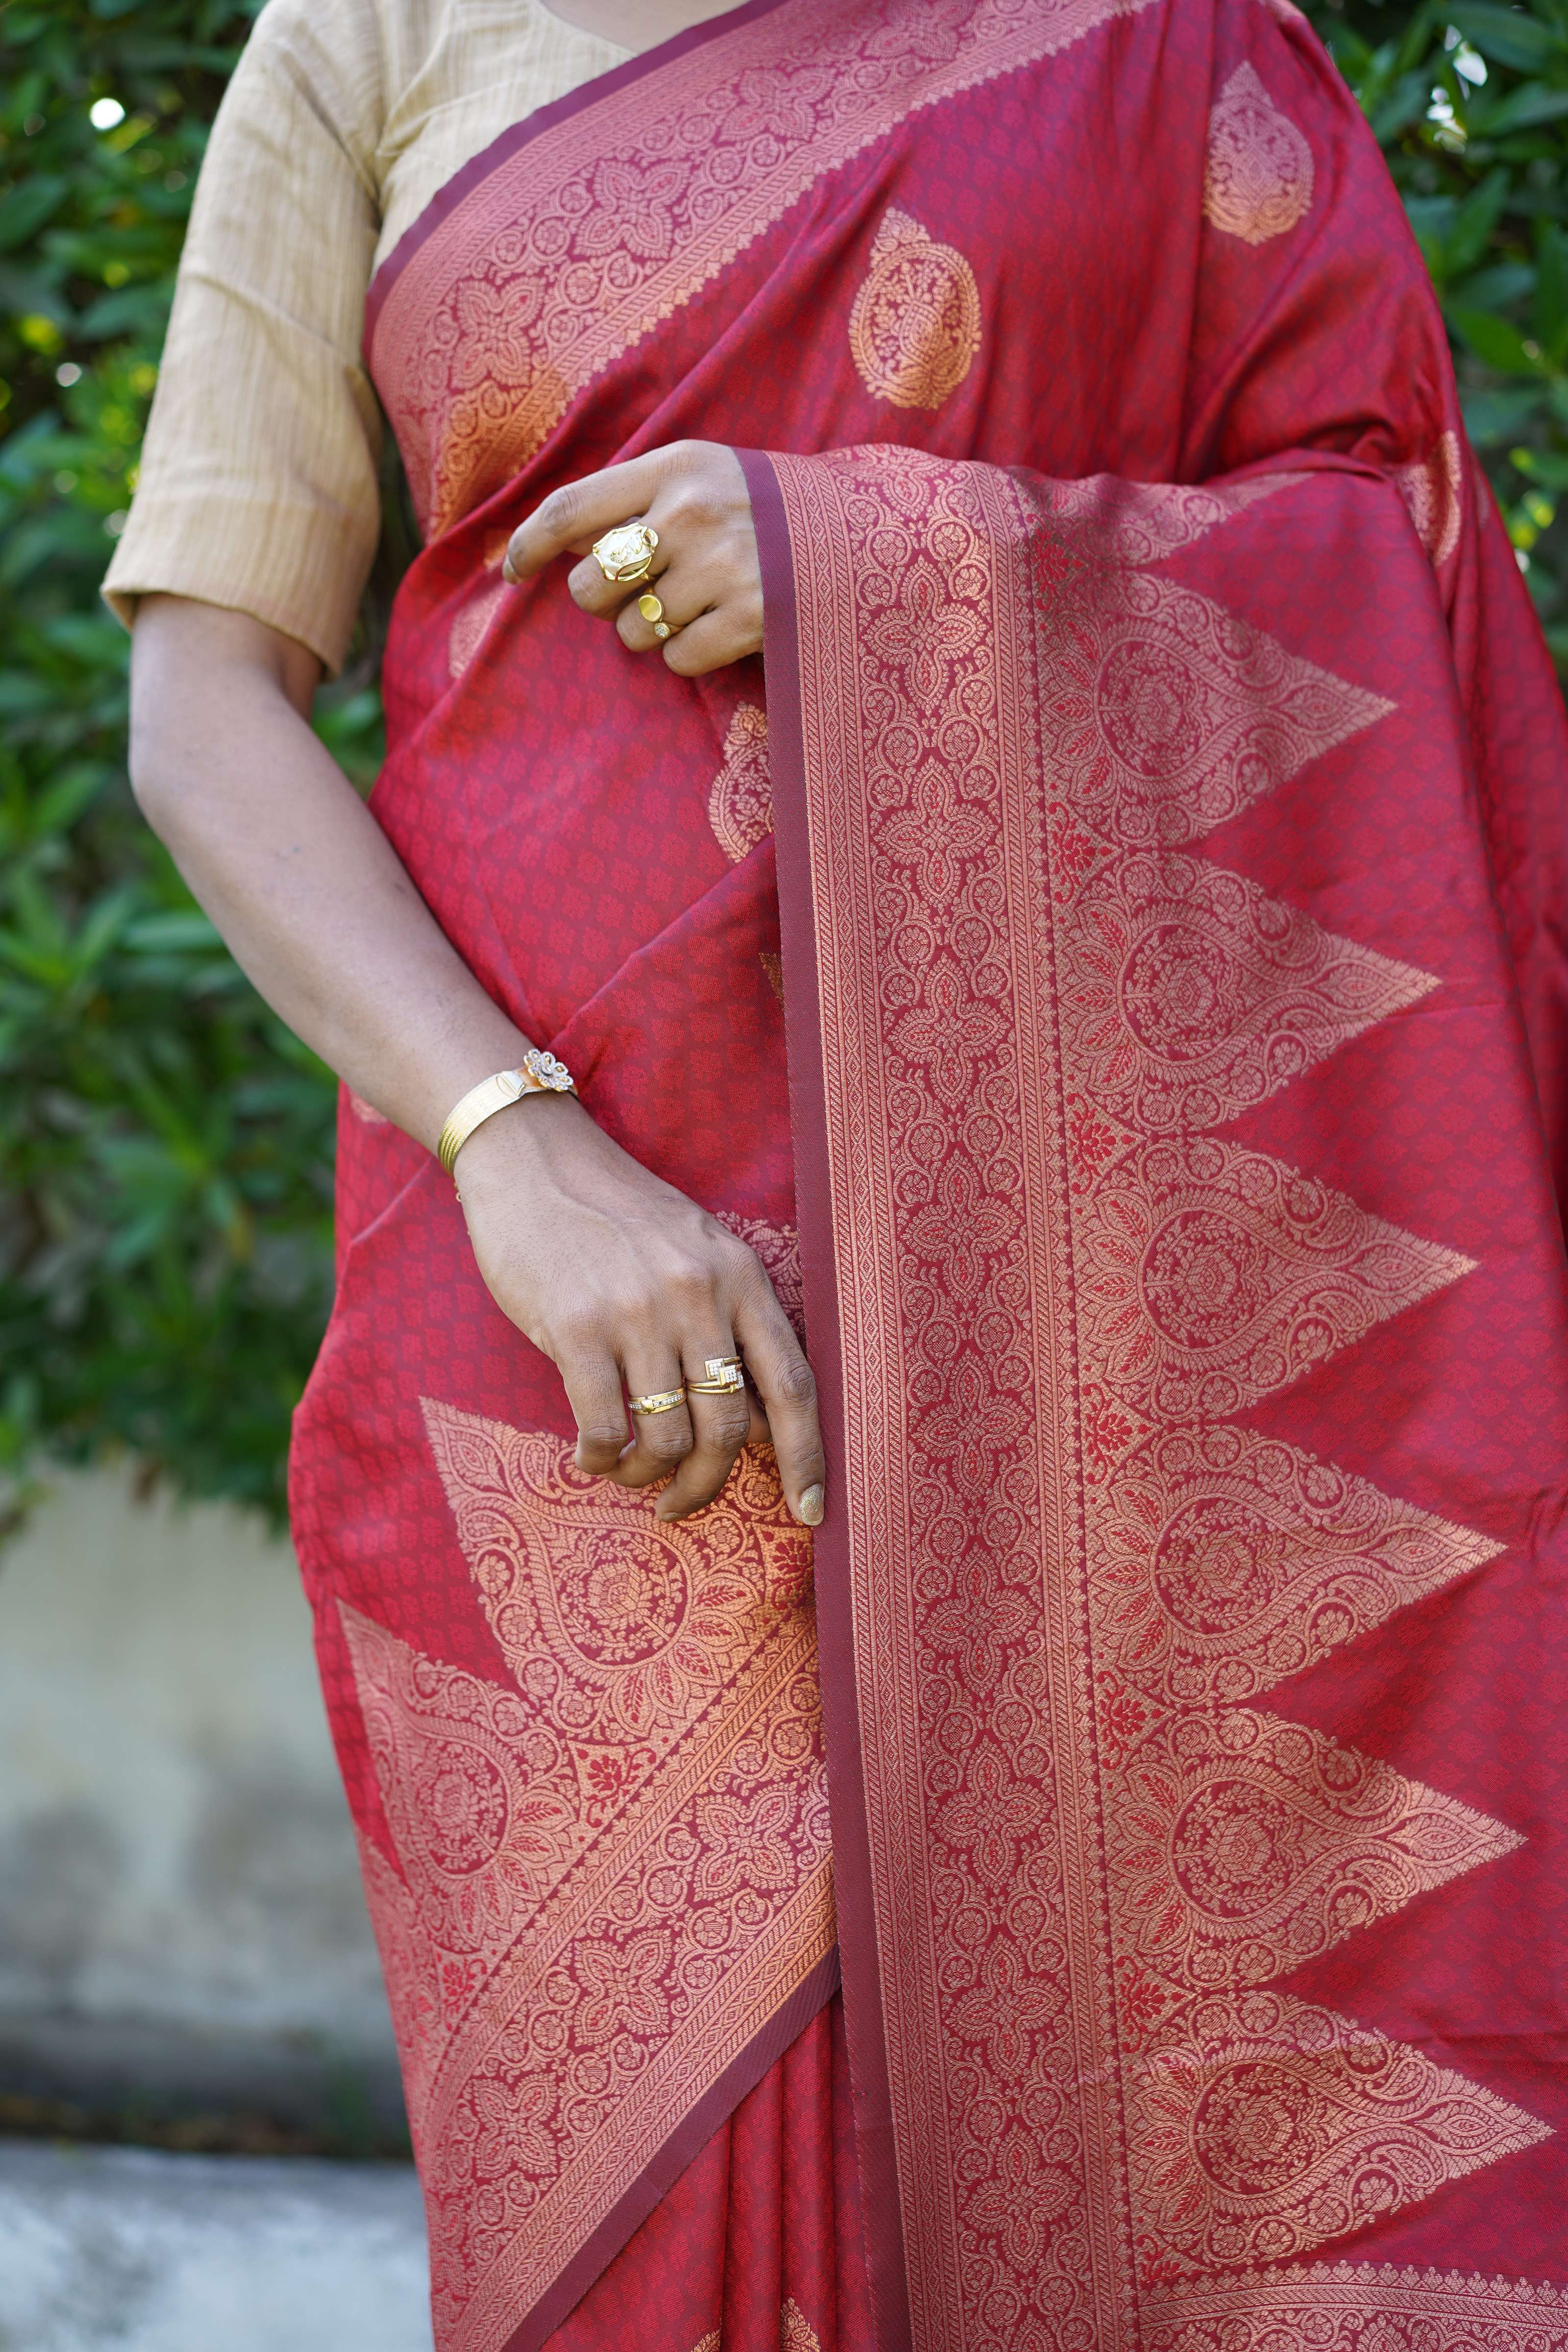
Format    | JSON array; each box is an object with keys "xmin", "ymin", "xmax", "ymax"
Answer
[
  {"xmin": 0, "ymin": 0, "xmax": 380, "ymax": 1532},
  {"xmin": 1309, "ymin": 0, "xmax": 1568, "ymax": 652},
  {"xmin": 1, "ymin": 0, "xmax": 1566, "ymax": 1538}
]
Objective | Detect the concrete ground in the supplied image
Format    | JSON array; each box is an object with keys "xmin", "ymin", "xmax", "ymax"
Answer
[{"xmin": 0, "ymin": 2139, "xmax": 433, "ymax": 2352}]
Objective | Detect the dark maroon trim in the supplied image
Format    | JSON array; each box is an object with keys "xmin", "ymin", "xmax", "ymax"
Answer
[
  {"xmin": 502, "ymin": 1943, "xmax": 840, "ymax": 2352},
  {"xmin": 365, "ymin": 0, "xmax": 798, "ymax": 353},
  {"xmin": 736, "ymin": 446, "xmax": 914, "ymax": 2352}
]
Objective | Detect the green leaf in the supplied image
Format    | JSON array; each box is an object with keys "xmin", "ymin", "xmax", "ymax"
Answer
[
  {"xmin": 1510, "ymin": 442, "xmax": 1568, "ymax": 484},
  {"xmin": 1470, "ymin": 80, "xmax": 1568, "ymax": 134},
  {"xmin": 1446, "ymin": 2, "xmax": 1563, "ymax": 71},
  {"xmin": 1446, "ymin": 165, "xmax": 1514, "ymax": 276},
  {"xmin": 74, "ymin": 283, "xmax": 176, "ymax": 340},
  {"xmin": 29, "ymin": 763, "xmax": 108, "ymax": 838},
  {"xmin": 1449, "ymin": 304, "xmax": 1546, "ymax": 370},
  {"xmin": 1536, "ymin": 221, "xmax": 1568, "ymax": 357},
  {"xmin": 1452, "ymin": 260, "xmax": 1536, "ymax": 308},
  {"xmin": 123, "ymin": 910, "xmax": 224, "ymax": 953},
  {"xmin": 1371, "ymin": 67, "xmax": 1437, "ymax": 142},
  {"xmin": 0, "ymin": 176, "xmax": 70, "ymax": 254}
]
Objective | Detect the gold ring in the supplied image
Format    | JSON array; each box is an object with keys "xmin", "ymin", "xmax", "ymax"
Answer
[
  {"xmin": 686, "ymin": 1356, "xmax": 745, "ymax": 1396},
  {"xmin": 629, "ymin": 1387, "xmax": 686, "ymax": 1417},
  {"xmin": 593, "ymin": 521, "xmax": 658, "ymax": 586},
  {"xmin": 637, "ymin": 591, "xmax": 682, "ymax": 642}
]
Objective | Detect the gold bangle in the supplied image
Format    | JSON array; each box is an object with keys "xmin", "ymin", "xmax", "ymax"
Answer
[{"xmin": 437, "ymin": 1049, "xmax": 576, "ymax": 1177}]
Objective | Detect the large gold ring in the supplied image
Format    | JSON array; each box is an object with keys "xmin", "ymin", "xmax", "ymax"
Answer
[
  {"xmin": 593, "ymin": 521, "xmax": 659, "ymax": 586},
  {"xmin": 686, "ymin": 1355, "xmax": 745, "ymax": 1397},
  {"xmin": 629, "ymin": 1386, "xmax": 686, "ymax": 1417},
  {"xmin": 637, "ymin": 591, "xmax": 682, "ymax": 642}
]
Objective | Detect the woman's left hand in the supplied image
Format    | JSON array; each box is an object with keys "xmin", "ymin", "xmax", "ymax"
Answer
[{"xmin": 503, "ymin": 440, "xmax": 763, "ymax": 675}]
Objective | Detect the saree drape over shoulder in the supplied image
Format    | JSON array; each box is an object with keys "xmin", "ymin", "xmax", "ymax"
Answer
[{"xmin": 289, "ymin": 0, "xmax": 1568, "ymax": 2347}]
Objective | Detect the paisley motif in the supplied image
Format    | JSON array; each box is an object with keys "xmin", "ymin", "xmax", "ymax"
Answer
[
  {"xmin": 1202, "ymin": 63, "xmax": 1315, "ymax": 246},
  {"xmin": 1394, "ymin": 429, "xmax": 1465, "ymax": 568},
  {"xmin": 1107, "ymin": 1705, "xmax": 1520, "ymax": 2005},
  {"xmin": 1033, "ymin": 565, "xmax": 1393, "ymax": 847},
  {"xmin": 343, "ymin": 1605, "xmax": 583, "ymax": 1969},
  {"xmin": 1076, "ymin": 1135, "xmax": 1474, "ymax": 1421},
  {"xmin": 344, "ymin": 1402, "xmax": 835, "ymax": 2350},
  {"xmin": 848, "ymin": 207, "xmax": 982, "ymax": 410},
  {"xmin": 766, "ymin": 442, "xmax": 1533, "ymax": 2339},
  {"xmin": 421, "ymin": 1399, "xmax": 810, "ymax": 1744},
  {"xmin": 1060, "ymin": 852, "xmax": 1436, "ymax": 1132},
  {"xmin": 1127, "ymin": 1991, "xmax": 1548, "ymax": 2280},
  {"xmin": 1091, "ymin": 1425, "xmax": 1502, "ymax": 1705},
  {"xmin": 707, "ymin": 702, "xmax": 773, "ymax": 862},
  {"xmin": 1041, "ymin": 471, "xmax": 1291, "ymax": 565},
  {"xmin": 369, "ymin": 0, "xmax": 1148, "ymax": 531}
]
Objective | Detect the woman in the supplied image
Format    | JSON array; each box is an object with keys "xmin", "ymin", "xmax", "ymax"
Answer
[{"xmin": 108, "ymin": 0, "xmax": 1568, "ymax": 2346}]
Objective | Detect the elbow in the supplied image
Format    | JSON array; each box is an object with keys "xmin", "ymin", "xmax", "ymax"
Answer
[
  {"xmin": 126, "ymin": 596, "xmax": 206, "ymax": 835},
  {"xmin": 125, "ymin": 594, "xmax": 322, "ymax": 835},
  {"xmin": 126, "ymin": 691, "xmax": 177, "ymax": 833}
]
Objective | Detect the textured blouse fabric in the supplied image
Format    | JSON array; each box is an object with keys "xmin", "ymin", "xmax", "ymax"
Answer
[{"xmin": 102, "ymin": 0, "xmax": 629, "ymax": 672}]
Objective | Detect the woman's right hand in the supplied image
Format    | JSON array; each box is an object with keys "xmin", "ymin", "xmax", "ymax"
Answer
[{"xmin": 452, "ymin": 1092, "xmax": 825, "ymax": 1527}]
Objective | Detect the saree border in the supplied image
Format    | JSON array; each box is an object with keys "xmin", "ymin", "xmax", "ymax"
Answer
[
  {"xmin": 1142, "ymin": 2259, "xmax": 1568, "ymax": 2348},
  {"xmin": 502, "ymin": 1945, "xmax": 842, "ymax": 2352},
  {"xmin": 363, "ymin": 0, "xmax": 792, "ymax": 343},
  {"xmin": 740, "ymin": 446, "xmax": 916, "ymax": 2352},
  {"xmin": 365, "ymin": 0, "xmax": 1164, "ymax": 536},
  {"xmin": 737, "ymin": 439, "xmax": 1568, "ymax": 2344}
]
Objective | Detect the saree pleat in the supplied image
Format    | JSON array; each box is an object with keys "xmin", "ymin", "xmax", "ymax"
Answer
[{"xmin": 289, "ymin": 0, "xmax": 1568, "ymax": 2344}]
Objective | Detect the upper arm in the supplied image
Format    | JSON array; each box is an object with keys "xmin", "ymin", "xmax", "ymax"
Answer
[{"xmin": 104, "ymin": 0, "xmax": 387, "ymax": 675}]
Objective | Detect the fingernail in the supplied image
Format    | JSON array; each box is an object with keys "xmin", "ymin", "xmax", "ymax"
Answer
[
  {"xmin": 798, "ymin": 1484, "xmax": 824, "ymax": 1527},
  {"xmin": 501, "ymin": 558, "xmax": 518, "ymax": 584}
]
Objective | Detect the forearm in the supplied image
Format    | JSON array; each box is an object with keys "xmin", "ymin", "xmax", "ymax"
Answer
[
  {"xmin": 127, "ymin": 566, "xmax": 823, "ymax": 1523},
  {"xmin": 128, "ymin": 595, "xmax": 529, "ymax": 1152}
]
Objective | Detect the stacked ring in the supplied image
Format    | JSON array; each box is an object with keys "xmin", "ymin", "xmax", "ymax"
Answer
[
  {"xmin": 637, "ymin": 591, "xmax": 680, "ymax": 641},
  {"xmin": 629, "ymin": 1387, "xmax": 686, "ymax": 1417},
  {"xmin": 686, "ymin": 1355, "xmax": 745, "ymax": 1397}
]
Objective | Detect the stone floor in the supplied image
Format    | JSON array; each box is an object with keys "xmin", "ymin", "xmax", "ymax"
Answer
[{"xmin": 0, "ymin": 2139, "xmax": 433, "ymax": 2352}]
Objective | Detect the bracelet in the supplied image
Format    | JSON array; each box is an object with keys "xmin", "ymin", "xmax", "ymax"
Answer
[{"xmin": 437, "ymin": 1049, "xmax": 576, "ymax": 1177}]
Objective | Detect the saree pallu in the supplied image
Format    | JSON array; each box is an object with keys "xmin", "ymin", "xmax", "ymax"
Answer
[{"xmin": 289, "ymin": 0, "xmax": 1568, "ymax": 2346}]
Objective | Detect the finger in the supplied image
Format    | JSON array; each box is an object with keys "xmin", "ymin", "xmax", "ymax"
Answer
[
  {"xmin": 660, "ymin": 601, "xmax": 764, "ymax": 677},
  {"xmin": 733, "ymin": 1287, "xmax": 825, "ymax": 1526},
  {"xmin": 615, "ymin": 564, "xmax": 711, "ymax": 654},
  {"xmin": 612, "ymin": 1358, "xmax": 696, "ymax": 1491},
  {"xmin": 504, "ymin": 455, "xmax": 665, "ymax": 582},
  {"xmin": 655, "ymin": 1343, "xmax": 752, "ymax": 1521},
  {"xmin": 560, "ymin": 1342, "xmax": 636, "ymax": 1478}
]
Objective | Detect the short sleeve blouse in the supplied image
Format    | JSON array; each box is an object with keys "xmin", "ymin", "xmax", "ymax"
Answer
[{"xmin": 102, "ymin": 0, "xmax": 628, "ymax": 672}]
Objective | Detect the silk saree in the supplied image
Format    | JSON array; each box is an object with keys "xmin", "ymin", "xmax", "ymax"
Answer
[{"xmin": 289, "ymin": 0, "xmax": 1568, "ymax": 2346}]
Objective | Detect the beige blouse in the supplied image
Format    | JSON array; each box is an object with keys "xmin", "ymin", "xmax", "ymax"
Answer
[{"xmin": 103, "ymin": 0, "xmax": 631, "ymax": 671}]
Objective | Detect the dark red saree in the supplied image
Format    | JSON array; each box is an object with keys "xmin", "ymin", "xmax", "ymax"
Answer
[{"xmin": 290, "ymin": 0, "xmax": 1568, "ymax": 2346}]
